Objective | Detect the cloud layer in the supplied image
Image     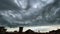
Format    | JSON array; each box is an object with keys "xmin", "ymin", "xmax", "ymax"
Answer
[{"xmin": 0, "ymin": 0, "xmax": 60, "ymax": 27}]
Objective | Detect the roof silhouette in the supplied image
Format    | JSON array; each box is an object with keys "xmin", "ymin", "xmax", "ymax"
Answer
[{"xmin": 25, "ymin": 29, "xmax": 34, "ymax": 33}]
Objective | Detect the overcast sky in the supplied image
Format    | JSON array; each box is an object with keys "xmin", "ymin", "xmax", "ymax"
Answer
[{"xmin": 0, "ymin": 0, "xmax": 60, "ymax": 29}]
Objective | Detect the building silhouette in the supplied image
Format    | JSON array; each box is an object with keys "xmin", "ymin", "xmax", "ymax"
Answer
[
  {"xmin": 19, "ymin": 27, "xmax": 23, "ymax": 33},
  {"xmin": 0, "ymin": 27, "xmax": 60, "ymax": 34}
]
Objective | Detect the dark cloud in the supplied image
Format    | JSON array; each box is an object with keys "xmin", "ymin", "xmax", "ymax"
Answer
[
  {"xmin": 0, "ymin": 0, "xmax": 20, "ymax": 10},
  {"xmin": 0, "ymin": 0, "xmax": 60, "ymax": 27}
]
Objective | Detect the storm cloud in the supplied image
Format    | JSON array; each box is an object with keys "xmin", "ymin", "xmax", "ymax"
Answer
[
  {"xmin": 0, "ymin": 0, "xmax": 20, "ymax": 10},
  {"xmin": 0, "ymin": 0, "xmax": 60, "ymax": 27}
]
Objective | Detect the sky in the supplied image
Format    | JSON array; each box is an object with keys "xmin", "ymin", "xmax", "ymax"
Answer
[{"xmin": 0, "ymin": 0, "xmax": 60, "ymax": 32}]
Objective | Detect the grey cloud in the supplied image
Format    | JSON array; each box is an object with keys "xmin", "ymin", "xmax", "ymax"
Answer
[
  {"xmin": 0, "ymin": 0, "xmax": 20, "ymax": 10},
  {"xmin": 0, "ymin": 0, "xmax": 60, "ymax": 27}
]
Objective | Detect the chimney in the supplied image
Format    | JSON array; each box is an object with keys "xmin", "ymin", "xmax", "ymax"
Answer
[{"xmin": 19, "ymin": 27, "xmax": 23, "ymax": 32}]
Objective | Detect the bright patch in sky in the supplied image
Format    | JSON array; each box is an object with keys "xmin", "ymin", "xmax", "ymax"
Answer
[{"xmin": 6, "ymin": 25, "xmax": 60, "ymax": 32}]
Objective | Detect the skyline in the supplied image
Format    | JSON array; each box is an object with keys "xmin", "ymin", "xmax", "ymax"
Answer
[{"xmin": 6, "ymin": 25, "xmax": 60, "ymax": 32}]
